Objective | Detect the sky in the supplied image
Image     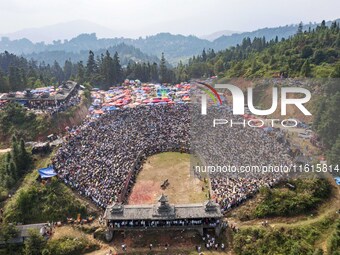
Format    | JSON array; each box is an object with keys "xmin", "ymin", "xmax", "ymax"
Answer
[{"xmin": 0, "ymin": 0, "xmax": 339, "ymax": 38}]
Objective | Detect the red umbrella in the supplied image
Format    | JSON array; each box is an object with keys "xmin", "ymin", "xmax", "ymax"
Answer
[{"xmin": 152, "ymin": 99, "xmax": 162, "ymax": 103}]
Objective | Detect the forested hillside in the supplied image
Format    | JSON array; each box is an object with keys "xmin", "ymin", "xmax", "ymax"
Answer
[
  {"xmin": 184, "ymin": 20, "xmax": 340, "ymax": 78},
  {"xmin": 0, "ymin": 50, "xmax": 173, "ymax": 92},
  {"xmin": 24, "ymin": 43, "xmax": 160, "ymax": 67}
]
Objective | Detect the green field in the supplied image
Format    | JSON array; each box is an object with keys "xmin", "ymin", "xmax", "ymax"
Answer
[{"xmin": 128, "ymin": 152, "xmax": 210, "ymax": 204}]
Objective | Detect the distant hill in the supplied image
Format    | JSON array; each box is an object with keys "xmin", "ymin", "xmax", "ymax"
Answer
[
  {"xmin": 24, "ymin": 43, "xmax": 160, "ymax": 66},
  {"xmin": 1, "ymin": 19, "xmax": 339, "ymax": 65},
  {"xmin": 0, "ymin": 20, "xmax": 118, "ymax": 43},
  {"xmin": 200, "ymin": 30, "xmax": 241, "ymax": 41},
  {"xmin": 212, "ymin": 19, "xmax": 340, "ymax": 50},
  {"xmin": 184, "ymin": 20, "xmax": 340, "ymax": 79}
]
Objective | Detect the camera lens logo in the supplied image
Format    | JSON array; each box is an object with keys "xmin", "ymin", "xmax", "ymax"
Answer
[{"xmin": 196, "ymin": 82, "xmax": 311, "ymax": 116}]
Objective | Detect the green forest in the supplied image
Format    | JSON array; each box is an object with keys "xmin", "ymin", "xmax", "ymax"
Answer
[
  {"xmin": 0, "ymin": 49, "xmax": 174, "ymax": 92},
  {"xmin": 0, "ymin": 136, "xmax": 31, "ymax": 201},
  {"xmin": 183, "ymin": 21, "xmax": 340, "ymax": 78}
]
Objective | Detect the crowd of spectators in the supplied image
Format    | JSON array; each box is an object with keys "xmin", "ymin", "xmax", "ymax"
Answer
[
  {"xmin": 191, "ymin": 106, "xmax": 293, "ymax": 212},
  {"xmin": 53, "ymin": 104, "xmax": 190, "ymax": 208},
  {"xmin": 25, "ymin": 93, "xmax": 81, "ymax": 115},
  {"xmin": 108, "ymin": 218, "xmax": 219, "ymax": 229},
  {"xmin": 53, "ymin": 101, "xmax": 294, "ymax": 212}
]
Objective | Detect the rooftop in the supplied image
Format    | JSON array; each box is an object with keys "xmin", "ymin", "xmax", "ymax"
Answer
[
  {"xmin": 0, "ymin": 81, "xmax": 78, "ymax": 102},
  {"xmin": 104, "ymin": 195, "xmax": 222, "ymax": 220}
]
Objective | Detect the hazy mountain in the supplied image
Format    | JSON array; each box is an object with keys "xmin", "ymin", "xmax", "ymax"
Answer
[
  {"xmin": 0, "ymin": 20, "xmax": 117, "ymax": 43},
  {"xmin": 200, "ymin": 30, "xmax": 241, "ymax": 41},
  {"xmin": 128, "ymin": 33, "xmax": 211, "ymax": 64},
  {"xmin": 213, "ymin": 19, "xmax": 340, "ymax": 50},
  {"xmin": 24, "ymin": 43, "xmax": 160, "ymax": 66},
  {"xmin": 1, "ymin": 19, "xmax": 339, "ymax": 65},
  {"xmin": 0, "ymin": 33, "xmax": 209, "ymax": 65}
]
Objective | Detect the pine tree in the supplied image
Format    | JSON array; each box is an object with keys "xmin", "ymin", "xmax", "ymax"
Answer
[
  {"xmin": 0, "ymin": 69, "xmax": 9, "ymax": 92},
  {"xmin": 85, "ymin": 50, "xmax": 97, "ymax": 81},
  {"xmin": 202, "ymin": 49, "xmax": 207, "ymax": 61},
  {"xmin": 112, "ymin": 52, "xmax": 122, "ymax": 85},
  {"xmin": 77, "ymin": 61, "xmax": 85, "ymax": 84},
  {"xmin": 51, "ymin": 61, "xmax": 64, "ymax": 83},
  {"xmin": 8, "ymin": 66, "xmax": 22, "ymax": 91},
  {"xmin": 102, "ymin": 50, "xmax": 114, "ymax": 87},
  {"xmin": 297, "ymin": 22, "xmax": 303, "ymax": 34},
  {"xmin": 150, "ymin": 62, "xmax": 159, "ymax": 82},
  {"xmin": 159, "ymin": 53, "xmax": 168, "ymax": 83},
  {"xmin": 19, "ymin": 138, "xmax": 31, "ymax": 173},
  {"xmin": 63, "ymin": 60, "xmax": 73, "ymax": 80}
]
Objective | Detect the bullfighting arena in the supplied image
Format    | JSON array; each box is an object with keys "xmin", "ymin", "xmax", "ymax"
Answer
[{"xmin": 128, "ymin": 152, "xmax": 209, "ymax": 204}]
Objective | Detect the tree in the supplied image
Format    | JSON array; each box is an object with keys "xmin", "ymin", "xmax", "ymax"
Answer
[
  {"xmin": 112, "ymin": 52, "xmax": 122, "ymax": 84},
  {"xmin": 52, "ymin": 61, "xmax": 64, "ymax": 83},
  {"xmin": 313, "ymin": 50, "xmax": 326, "ymax": 64},
  {"xmin": 214, "ymin": 58, "xmax": 224, "ymax": 74},
  {"xmin": 0, "ymin": 69, "xmax": 9, "ymax": 92},
  {"xmin": 0, "ymin": 223, "xmax": 19, "ymax": 252},
  {"xmin": 301, "ymin": 59, "xmax": 312, "ymax": 77},
  {"xmin": 85, "ymin": 51, "xmax": 97, "ymax": 81},
  {"xmin": 317, "ymin": 92, "xmax": 340, "ymax": 148},
  {"xmin": 328, "ymin": 135, "xmax": 340, "ymax": 165},
  {"xmin": 330, "ymin": 63, "xmax": 340, "ymax": 78},
  {"xmin": 18, "ymin": 138, "xmax": 32, "ymax": 174},
  {"xmin": 63, "ymin": 60, "xmax": 73, "ymax": 80},
  {"xmin": 0, "ymin": 223, "xmax": 19, "ymax": 243},
  {"xmin": 301, "ymin": 46, "xmax": 313, "ymax": 58},
  {"xmin": 159, "ymin": 53, "xmax": 168, "ymax": 83},
  {"xmin": 77, "ymin": 61, "xmax": 85, "ymax": 84},
  {"xmin": 202, "ymin": 49, "xmax": 207, "ymax": 61},
  {"xmin": 101, "ymin": 51, "xmax": 114, "ymax": 88},
  {"xmin": 24, "ymin": 229, "xmax": 47, "ymax": 255},
  {"xmin": 9, "ymin": 66, "xmax": 23, "ymax": 91},
  {"xmin": 297, "ymin": 22, "xmax": 303, "ymax": 34},
  {"xmin": 334, "ymin": 33, "xmax": 340, "ymax": 48}
]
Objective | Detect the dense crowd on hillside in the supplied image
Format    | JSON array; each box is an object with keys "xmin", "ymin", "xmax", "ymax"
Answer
[
  {"xmin": 191, "ymin": 106, "xmax": 292, "ymax": 212},
  {"xmin": 53, "ymin": 101, "xmax": 294, "ymax": 211},
  {"xmin": 0, "ymin": 83, "xmax": 82, "ymax": 115},
  {"xmin": 26, "ymin": 93, "xmax": 82, "ymax": 115},
  {"xmin": 53, "ymin": 104, "xmax": 190, "ymax": 208}
]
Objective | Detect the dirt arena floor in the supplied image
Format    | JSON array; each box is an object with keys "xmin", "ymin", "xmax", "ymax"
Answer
[{"xmin": 128, "ymin": 152, "xmax": 210, "ymax": 205}]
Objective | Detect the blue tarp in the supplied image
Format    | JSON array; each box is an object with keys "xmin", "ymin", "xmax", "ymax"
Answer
[
  {"xmin": 335, "ymin": 177, "xmax": 340, "ymax": 185},
  {"xmin": 38, "ymin": 166, "xmax": 57, "ymax": 178},
  {"xmin": 264, "ymin": 127, "xmax": 274, "ymax": 132},
  {"xmin": 107, "ymin": 106, "xmax": 117, "ymax": 111}
]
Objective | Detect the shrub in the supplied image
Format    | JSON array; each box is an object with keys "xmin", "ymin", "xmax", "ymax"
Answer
[
  {"xmin": 46, "ymin": 236, "xmax": 99, "ymax": 255},
  {"xmin": 254, "ymin": 178, "xmax": 331, "ymax": 218}
]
